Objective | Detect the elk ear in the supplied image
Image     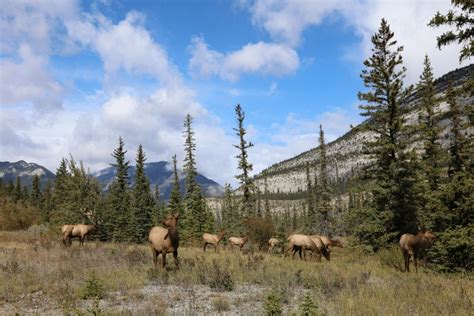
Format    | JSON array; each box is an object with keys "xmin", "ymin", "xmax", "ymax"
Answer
[{"xmin": 174, "ymin": 212, "xmax": 180, "ymax": 219}]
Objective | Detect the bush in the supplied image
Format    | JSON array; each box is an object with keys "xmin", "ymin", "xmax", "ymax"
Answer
[
  {"xmin": 429, "ymin": 226, "xmax": 473, "ymax": 272},
  {"xmin": 80, "ymin": 271, "xmax": 105, "ymax": 299},
  {"xmin": 212, "ymin": 296, "xmax": 230, "ymax": 312},
  {"xmin": 264, "ymin": 291, "xmax": 282, "ymax": 315},
  {"xmin": 245, "ymin": 217, "xmax": 275, "ymax": 250},
  {"xmin": 298, "ymin": 293, "xmax": 323, "ymax": 316},
  {"xmin": 198, "ymin": 260, "xmax": 234, "ymax": 292},
  {"xmin": 378, "ymin": 246, "xmax": 403, "ymax": 272}
]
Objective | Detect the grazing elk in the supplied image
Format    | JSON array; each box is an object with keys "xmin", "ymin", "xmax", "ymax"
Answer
[
  {"xmin": 61, "ymin": 208, "xmax": 97, "ymax": 247},
  {"xmin": 285, "ymin": 234, "xmax": 321, "ymax": 260},
  {"xmin": 202, "ymin": 230, "xmax": 225, "ymax": 252},
  {"xmin": 148, "ymin": 213, "xmax": 180, "ymax": 269},
  {"xmin": 309, "ymin": 235, "xmax": 331, "ymax": 261},
  {"xmin": 399, "ymin": 231, "xmax": 436, "ymax": 272},
  {"xmin": 268, "ymin": 237, "xmax": 280, "ymax": 253},
  {"xmin": 318, "ymin": 236, "xmax": 343, "ymax": 250},
  {"xmin": 228, "ymin": 236, "xmax": 249, "ymax": 251}
]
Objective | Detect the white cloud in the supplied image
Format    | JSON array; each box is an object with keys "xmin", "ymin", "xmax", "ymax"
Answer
[
  {"xmin": 0, "ymin": 44, "xmax": 64, "ymax": 111},
  {"xmin": 66, "ymin": 11, "xmax": 182, "ymax": 87},
  {"xmin": 188, "ymin": 36, "xmax": 299, "ymax": 81},
  {"xmin": 242, "ymin": 0, "xmax": 469, "ymax": 83}
]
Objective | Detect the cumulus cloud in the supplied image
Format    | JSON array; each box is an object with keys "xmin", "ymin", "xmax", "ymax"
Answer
[
  {"xmin": 67, "ymin": 11, "xmax": 182, "ymax": 87},
  {"xmin": 188, "ymin": 36, "xmax": 299, "ymax": 81},
  {"xmin": 242, "ymin": 0, "xmax": 469, "ymax": 83},
  {"xmin": 0, "ymin": 44, "xmax": 64, "ymax": 111}
]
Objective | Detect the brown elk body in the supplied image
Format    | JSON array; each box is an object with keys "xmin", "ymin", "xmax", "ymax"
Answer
[
  {"xmin": 229, "ymin": 236, "xmax": 249, "ymax": 251},
  {"xmin": 309, "ymin": 235, "xmax": 331, "ymax": 261},
  {"xmin": 399, "ymin": 231, "xmax": 436, "ymax": 272},
  {"xmin": 318, "ymin": 236, "xmax": 343, "ymax": 249},
  {"xmin": 202, "ymin": 230, "xmax": 225, "ymax": 252},
  {"xmin": 285, "ymin": 234, "xmax": 321, "ymax": 260},
  {"xmin": 62, "ymin": 224, "xmax": 96, "ymax": 247},
  {"xmin": 61, "ymin": 209, "xmax": 97, "ymax": 247},
  {"xmin": 148, "ymin": 213, "xmax": 180, "ymax": 269},
  {"xmin": 268, "ymin": 237, "xmax": 280, "ymax": 253}
]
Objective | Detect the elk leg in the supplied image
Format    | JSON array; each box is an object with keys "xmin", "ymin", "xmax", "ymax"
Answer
[
  {"xmin": 402, "ymin": 251, "xmax": 408, "ymax": 272},
  {"xmin": 173, "ymin": 250, "xmax": 180, "ymax": 270},
  {"xmin": 162, "ymin": 253, "xmax": 167, "ymax": 269},
  {"xmin": 215, "ymin": 244, "xmax": 218, "ymax": 253},
  {"xmin": 414, "ymin": 253, "xmax": 418, "ymax": 273},
  {"xmin": 203, "ymin": 242, "xmax": 207, "ymax": 252},
  {"xmin": 152, "ymin": 249, "xmax": 158, "ymax": 267}
]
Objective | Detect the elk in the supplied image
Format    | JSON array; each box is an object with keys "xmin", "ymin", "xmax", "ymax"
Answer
[
  {"xmin": 148, "ymin": 213, "xmax": 180, "ymax": 269},
  {"xmin": 285, "ymin": 234, "xmax": 322, "ymax": 260},
  {"xmin": 61, "ymin": 208, "xmax": 97, "ymax": 247},
  {"xmin": 399, "ymin": 230, "xmax": 436, "ymax": 272},
  {"xmin": 268, "ymin": 237, "xmax": 280, "ymax": 253},
  {"xmin": 318, "ymin": 236, "xmax": 343, "ymax": 250},
  {"xmin": 228, "ymin": 236, "xmax": 249, "ymax": 251},
  {"xmin": 309, "ymin": 235, "xmax": 331, "ymax": 261},
  {"xmin": 202, "ymin": 230, "xmax": 225, "ymax": 252}
]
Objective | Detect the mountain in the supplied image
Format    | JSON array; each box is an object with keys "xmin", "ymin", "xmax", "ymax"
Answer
[
  {"xmin": 93, "ymin": 161, "xmax": 224, "ymax": 199},
  {"xmin": 253, "ymin": 64, "xmax": 474, "ymax": 196},
  {"xmin": 0, "ymin": 160, "xmax": 55, "ymax": 187},
  {"xmin": 0, "ymin": 160, "xmax": 224, "ymax": 199}
]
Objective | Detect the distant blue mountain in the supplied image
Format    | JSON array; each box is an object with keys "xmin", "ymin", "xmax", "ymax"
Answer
[
  {"xmin": 0, "ymin": 160, "xmax": 55, "ymax": 187},
  {"xmin": 1, "ymin": 160, "xmax": 224, "ymax": 199},
  {"xmin": 93, "ymin": 161, "xmax": 224, "ymax": 199}
]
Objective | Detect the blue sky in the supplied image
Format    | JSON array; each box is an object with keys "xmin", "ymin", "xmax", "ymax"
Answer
[{"xmin": 0, "ymin": 0, "xmax": 469, "ymax": 186}]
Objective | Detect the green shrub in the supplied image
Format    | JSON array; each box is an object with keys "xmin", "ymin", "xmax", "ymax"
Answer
[
  {"xmin": 429, "ymin": 226, "xmax": 474, "ymax": 272},
  {"xmin": 264, "ymin": 291, "xmax": 282, "ymax": 315},
  {"xmin": 298, "ymin": 293, "xmax": 323, "ymax": 316},
  {"xmin": 79, "ymin": 271, "xmax": 105, "ymax": 299},
  {"xmin": 208, "ymin": 261, "xmax": 234, "ymax": 291},
  {"xmin": 212, "ymin": 296, "xmax": 230, "ymax": 312}
]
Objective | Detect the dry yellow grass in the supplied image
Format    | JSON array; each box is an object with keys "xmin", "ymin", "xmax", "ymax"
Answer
[{"xmin": 0, "ymin": 230, "xmax": 472, "ymax": 315}]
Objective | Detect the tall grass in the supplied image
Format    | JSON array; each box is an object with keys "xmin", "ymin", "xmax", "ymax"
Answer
[{"xmin": 0, "ymin": 230, "xmax": 472, "ymax": 315}]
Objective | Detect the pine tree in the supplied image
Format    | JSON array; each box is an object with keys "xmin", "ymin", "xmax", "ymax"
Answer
[
  {"xmin": 168, "ymin": 155, "xmax": 182, "ymax": 215},
  {"xmin": 415, "ymin": 56, "xmax": 446, "ymax": 229},
  {"xmin": 131, "ymin": 145, "xmax": 155, "ymax": 243},
  {"xmin": 429, "ymin": 0, "xmax": 473, "ymax": 62},
  {"xmin": 30, "ymin": 175, "xmax": 42, "ymax": 208},
  {"xmin": 234, "ymin": 104, "xmax": 255, "ymax": 216},
  {"xmin": 317, "ymin": 125, "xmax": 331, "ymax": 235},
  {"xmin": 305, "ymin": 163, "xmax": 316, "ymax": 233},
  {"xmin": 13, "ymin": 176, "xmax": 22, "ymax": 203},
  {"xmin": 153, "ymin": 185, "xmax": 164, "ymax": 226},
  {"xmin": 263, "ymin": 176, "xmax": 272, "ymax": 221},
  {"xmin": 41, "ymin": 180, "xmax": 54, "ymax": 223},
  {"xmin": 356, "ymin": 19, "xmax": 418, "ymax": 249},
  {"xmin": 182, "ymin": 114, "xmax": 214, "ymax": 240},
  {"xmin": 106, "ymin": 137, "xmax": 131, "ymax": 242}
]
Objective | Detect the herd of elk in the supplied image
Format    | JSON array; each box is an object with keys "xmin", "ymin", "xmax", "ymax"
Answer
[
  {"xmin": 61, "ymin": 208, "xmax": 98, "ymax": 247},
  {"xmin": 202, "ymin": 230, "xmax": 225, "ymax": 252},
  {"xmin": 399, "ymin": 230, "xmax": 436, "ymax": 272},
  {"xmin": 148, "ymin": 213, "xmax": 181, "ymax": 269},
  {"xmin": 60, "ymin": 209, "xmax": 434, "ymax": 273}
]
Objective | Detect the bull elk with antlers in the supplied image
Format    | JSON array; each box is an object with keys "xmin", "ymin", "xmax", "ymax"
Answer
[{"xmin": 61, "ymin": 208, "xmax": 98, "ymax": 247}]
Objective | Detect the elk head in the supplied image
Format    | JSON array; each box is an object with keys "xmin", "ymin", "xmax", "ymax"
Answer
[{"xmin": 162, "ymin": 213, "xmax": 179, "ymax": 228}]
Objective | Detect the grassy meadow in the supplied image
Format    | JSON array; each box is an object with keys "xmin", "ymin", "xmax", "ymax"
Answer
[{"xmin": 0, "ymin": 230, "xmax": 472, "ymax": 315}]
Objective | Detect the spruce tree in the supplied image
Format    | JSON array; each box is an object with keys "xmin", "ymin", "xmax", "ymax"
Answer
[
  {"xmin": 356, "ymin": 19, "xmax": 417, "ymax": 249},
  {"xmin": 106, "ymin": 137, "xmax": 131, "ymax": 242},
  {"xmin": 30, "ymin": 175, "xmax": 42, "ymax": 208},
  {"xmin": 317, "ymin": 125, "xmax": 331, "ymax": 235},
  {"xmin": 153, "ymin": 185, "xmax": 164, "ymax": 226},
  {"xmin": 182, "ymin": 114, "xmax": 213, "ymax": 240},
  {"xmin": 41, "ymin": 180, "xmax": 54, "ymax": 223},
  {"xmin": 13, "ymin": 176, "xmax": 21, "ymax": 203},
  {"xmin": 168, "ymin": 155, "xmax": 182, "ymax": 215},
  {"xmin": 263, "ymin": 176, "xmax": 272, "ymax": 221},
  {"xmin": 233, "ymin": 104, "xmax": 255, "ymax": 216},
  {"xmin": 429, "ymin": 0, "xmax": 473, "ymax": 62},
  {"xmin": 131, "ymin": 145, "xmax": 155, "ymax": 243},
  {"xmin": 415, "ymin": 56, "xmax": 446, "ymax": 229},
  {"xmin": 305, "ymin": 163, "xmax": 316, "ymax": 233}
]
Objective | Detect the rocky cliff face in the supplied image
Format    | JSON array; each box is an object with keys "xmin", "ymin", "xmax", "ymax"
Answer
[{"xmin": 253, "ymin": 64, "xmax": 473, "ymax": 195}]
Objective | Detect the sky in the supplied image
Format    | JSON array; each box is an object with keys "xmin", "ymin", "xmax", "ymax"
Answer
[{"xmin": 0, "ymin": 0, "xmax": 469, "ymax": 187}]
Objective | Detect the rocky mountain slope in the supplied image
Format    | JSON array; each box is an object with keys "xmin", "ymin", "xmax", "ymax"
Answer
[
  {"xmin": 253, "ymin": 64, "xmax": 473, "ymax": 195},
  {"xmin": 0, "ymin": 160, "xmax": 55, "ymax": 187}
]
